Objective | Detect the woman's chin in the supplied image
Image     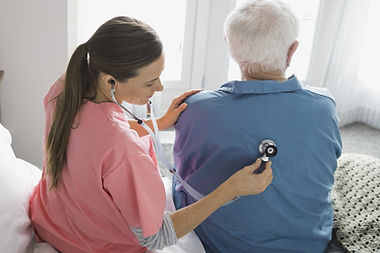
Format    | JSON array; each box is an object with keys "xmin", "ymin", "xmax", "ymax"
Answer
[
  {"xmin": 124, "ymin": 99, "xmax": 149, "ymax": 105},
  {"xmin": 140, "ymin": 98, "xmax": 151, "ymax": 105},
  {"xmin": 136, "ymin": 100, "xmax": 149, "ymax": 105}
]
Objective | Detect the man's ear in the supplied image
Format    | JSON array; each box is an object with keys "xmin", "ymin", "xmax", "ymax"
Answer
[{"xmin": 286, "ymin": 40, "xmax": 299, "ymax": 68}]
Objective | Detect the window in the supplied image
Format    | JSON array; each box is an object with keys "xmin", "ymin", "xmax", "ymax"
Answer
[
  {"xmin": 70, "ymin": 0, "xmax": 196, "ymax": 89},
  {"xmin": 227, "ymin": 0, "xmax": 321, "ymax": 81},
  {"xmin": 68, "ymin": 0, "xmax": 198, "ymax": 116}
]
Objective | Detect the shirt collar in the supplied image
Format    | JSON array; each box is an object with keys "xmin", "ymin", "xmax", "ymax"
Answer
[{"xmin": 218, "ymin": 75, "xmax": 302, "ymax": 94}]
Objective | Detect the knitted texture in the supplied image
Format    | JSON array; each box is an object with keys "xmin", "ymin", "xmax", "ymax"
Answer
[{"xmin": 332, "ymin": 153, "xmax": 380, "ymax": 252}]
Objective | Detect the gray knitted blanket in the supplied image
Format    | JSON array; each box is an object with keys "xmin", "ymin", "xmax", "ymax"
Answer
[{"xmin": 332, "ymin": 153, "xmax": 380, "ymax": 252}]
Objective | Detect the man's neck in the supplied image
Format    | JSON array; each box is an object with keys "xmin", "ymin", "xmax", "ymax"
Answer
[{"xmin": 242, "ymin": 70, "xmax": 287, "ymax": 82}]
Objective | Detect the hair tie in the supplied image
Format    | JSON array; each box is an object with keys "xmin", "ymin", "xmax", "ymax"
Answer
[{"xmin": 84, "ymin": 43, "xmax": 90, "ymax": 65}]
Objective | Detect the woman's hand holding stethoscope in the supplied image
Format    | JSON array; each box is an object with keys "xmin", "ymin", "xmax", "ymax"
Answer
[
  {"xmin": 157, "ymin": 89, "xmax": 202, "ymax": 130},
  {"xmin": 223, "ymin": 158, "xmax": 273, "ymax": 199}
]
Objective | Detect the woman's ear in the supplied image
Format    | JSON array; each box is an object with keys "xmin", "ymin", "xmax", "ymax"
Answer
[
  {"xmin": 100, "ymin": 73, "xmax": 116, "ymax": 89},
  {"xmin": 286, "ymin": 40, "xmax": 299, "ymax": 68}
]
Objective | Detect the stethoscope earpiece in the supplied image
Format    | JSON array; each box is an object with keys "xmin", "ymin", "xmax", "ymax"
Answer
[{"xmin": 108, "ymin": 79, "xmax": 116, "ymax": 86}]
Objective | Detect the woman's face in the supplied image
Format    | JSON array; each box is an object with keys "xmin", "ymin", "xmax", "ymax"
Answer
[{"xmin": 116, "ymin": 54, "xmax": 165, "ymax": 105}]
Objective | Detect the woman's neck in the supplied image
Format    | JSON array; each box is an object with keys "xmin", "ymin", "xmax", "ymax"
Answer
[
  {"xmin": 242, "ymin": 70, "xmax": 287, "ymax": 82},
  {"xmin": 91, "ymin": 92, "xmax": 112, "ymax": 104},
  {"xmin": 87, "ymin": 85, "xmax": 114, "ymax": 104}
]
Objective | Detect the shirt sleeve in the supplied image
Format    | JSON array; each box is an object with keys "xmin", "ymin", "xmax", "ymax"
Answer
[
  {"xmin": 131, "ymin": 212, "xmax": 178, "ymax": 250},
  {"xmin": 103, "ymin": 153, "xmax": 166, "ymax": 238}
]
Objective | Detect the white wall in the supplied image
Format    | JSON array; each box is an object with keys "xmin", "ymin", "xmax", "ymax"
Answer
[{"xmin": 0, "ymin": 0, "xmax": 68, "ymax": 168}]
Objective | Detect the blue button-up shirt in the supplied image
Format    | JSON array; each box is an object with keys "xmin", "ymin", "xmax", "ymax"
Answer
[{"xmin": 172, "ymin": 76, "xmax": 342, "ymax": 253}]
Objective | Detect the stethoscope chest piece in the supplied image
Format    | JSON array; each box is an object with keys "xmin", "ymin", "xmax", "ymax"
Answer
[
  {"xmin": 258, "ymin": 139, "xmax": 278, "ymax": 159},
  {"xmin": 255, "ymin": 139, "xmax": 278, "ymax": 174}
]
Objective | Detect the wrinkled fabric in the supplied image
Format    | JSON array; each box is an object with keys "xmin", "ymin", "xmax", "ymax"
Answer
[{"xmin": 131, "ymin": 213, "xmax": 177, "ymax": 250}]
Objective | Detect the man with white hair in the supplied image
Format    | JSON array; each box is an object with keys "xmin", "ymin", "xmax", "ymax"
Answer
[{"xmin": 172, "ymin": 0, "xmax": 342, "ymax": 252}]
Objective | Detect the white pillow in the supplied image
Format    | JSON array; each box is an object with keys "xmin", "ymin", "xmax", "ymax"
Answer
[
  {"xmin": 0, "ymin": 122, "xmax": 16, "ymax": 159},
  {"xmin": 0, "ymin": 123, "xmax": 42, "ymax": 253}
]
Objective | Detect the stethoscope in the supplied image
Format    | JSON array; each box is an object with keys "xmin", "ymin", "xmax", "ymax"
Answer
[
  {"xmin": 110, "ymin": 83, "xmax": 205, "ymax": 200},
  {"xmin": 110, "ymin": 83, "xmax": 278, "ymax": 202}
]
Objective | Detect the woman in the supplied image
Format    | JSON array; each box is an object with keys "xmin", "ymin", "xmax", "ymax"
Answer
[{"xmin": 29, "ymin": 16, "xmax": 273, "ymax": 253}]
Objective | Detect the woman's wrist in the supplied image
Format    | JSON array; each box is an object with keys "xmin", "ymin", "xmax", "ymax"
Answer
[
  {"xmin": 157, "ymin": 116, "xmax": 171, "ymax": 131},
  {"xmin": 212, "ymin": 179, "xmax": 236, "ymax": 205}
]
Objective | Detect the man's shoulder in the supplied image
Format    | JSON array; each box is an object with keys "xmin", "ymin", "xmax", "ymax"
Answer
[
  {"xmin": 301, "ymin": 85, "xmax": 336, "ymax": 104},
  {"xmin": 185, "ymin": 90, "xmax": 226, "ymax": 106},
  {"xmin": 176, "ymin": 90, "xmax": 227, "ymax": 127}
]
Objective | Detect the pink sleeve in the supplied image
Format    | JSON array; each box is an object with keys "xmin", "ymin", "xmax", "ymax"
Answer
[{"xmin": 103, "ymin": 153, "xmax": 165, "ymax": 238}]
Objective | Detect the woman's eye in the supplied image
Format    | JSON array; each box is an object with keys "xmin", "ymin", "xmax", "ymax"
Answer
[{"xmin": 146, "ymin": 83, "xmax": 154, "ymax": 87}]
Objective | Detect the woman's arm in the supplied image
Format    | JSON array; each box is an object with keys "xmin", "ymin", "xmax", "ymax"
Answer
[
  {"xmin": 131, "ymin": 159, "xmax": 272, "ymax": 250},
  {"xmin": 129, "ymin": 89, "xmax": 202, "ymax": 136},
  {"xmin": 169, "ymin": 159, "xmax": 273, "ymax": 238}
]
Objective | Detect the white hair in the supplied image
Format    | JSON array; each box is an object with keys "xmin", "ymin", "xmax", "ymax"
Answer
[{"xmin": 224, "ymin": 0, "xmax": 299, "ymax": 74}]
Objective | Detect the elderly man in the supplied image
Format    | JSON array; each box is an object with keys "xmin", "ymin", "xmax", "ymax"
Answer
[{"xmin": 172, "ymin": 0, "xmax": 342, "ymax": 252}]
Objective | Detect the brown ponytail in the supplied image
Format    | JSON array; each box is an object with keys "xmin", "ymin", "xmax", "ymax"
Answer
[
  {"xmin": 45, "ymin": 16, "xmax": 162, "ymax": 189},
  {"xmin": 45, "ymin": 44, "xmax": 88, "ymax": 189}
]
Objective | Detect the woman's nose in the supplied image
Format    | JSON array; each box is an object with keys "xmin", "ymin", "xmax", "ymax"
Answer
[{"xmin": 154, "ymin": 79, "xmax": 164, "ymax": 92}]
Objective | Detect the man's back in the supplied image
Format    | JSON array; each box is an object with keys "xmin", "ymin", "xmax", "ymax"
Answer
[{"xmin": 172, "ymin": 76, "xmax": 342, "ymax": 253}]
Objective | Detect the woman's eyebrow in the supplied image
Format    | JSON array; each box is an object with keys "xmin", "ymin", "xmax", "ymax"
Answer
[{"xmin": 145, "ymin": 77, "xmax": 159, "ymax": 84}]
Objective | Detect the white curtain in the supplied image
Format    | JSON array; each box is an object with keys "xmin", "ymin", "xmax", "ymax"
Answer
[
  {"xmin": 307, "ymin": 0, "xmax": 380, "ymax": 129},
  {"xmin": 355, "ymin": 1, "xmax": 380, "ymax": 129}
]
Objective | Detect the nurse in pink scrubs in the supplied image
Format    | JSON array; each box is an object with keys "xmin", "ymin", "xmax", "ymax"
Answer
[{"xmin": 29, "ymin": 16, "xmax": 273, "ymax": 253}]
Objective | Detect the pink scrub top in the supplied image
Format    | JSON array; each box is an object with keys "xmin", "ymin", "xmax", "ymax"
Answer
[{"xmin": 29, "ymin": 76, "xmax": 165, "ymax": 253}]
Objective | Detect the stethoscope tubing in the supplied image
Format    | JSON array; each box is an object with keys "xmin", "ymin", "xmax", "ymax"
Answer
[
  {"xmin": 110, "ymin": 87, "xmax": 277, "ymax": 206},
  {"xmin": 111, "ymin": 87, "xmax": 205, "ymax": 201}
]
